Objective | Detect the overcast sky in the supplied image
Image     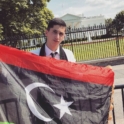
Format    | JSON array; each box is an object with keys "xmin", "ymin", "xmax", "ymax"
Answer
[{"xmin": 47, "ymin": 0, "xmax": 124, "ymax": 19}]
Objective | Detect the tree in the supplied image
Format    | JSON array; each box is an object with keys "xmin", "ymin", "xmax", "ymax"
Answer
[
  {"xmin": 0, "ymin": 0, "xmax": 54, "ymax": 37},
  {"xmin": 105, "ymin": 18, "xmax": 115, "ymax": 36},
  {"xmin": 112, "ymin": 10, "xmax": 124, "ymax": 32}
]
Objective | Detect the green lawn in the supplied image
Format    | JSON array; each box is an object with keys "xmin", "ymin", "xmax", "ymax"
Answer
[
  {"xmin": 63, "ymin": 39, "xmax": 124, "ymax": 62},
  {"xmin": 27, "ymin": 38, "xmax": 124, "ymax": 62}
]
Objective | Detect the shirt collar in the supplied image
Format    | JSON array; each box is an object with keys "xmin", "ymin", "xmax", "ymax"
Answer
[{"xmin": 45, "ymin": 44, "xmax": 60, "ymax": 56}]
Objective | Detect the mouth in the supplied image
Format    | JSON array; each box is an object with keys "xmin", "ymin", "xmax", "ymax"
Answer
[{"xmin": 54, "ymin": 40, "xmax": 59, "ymax": 42}]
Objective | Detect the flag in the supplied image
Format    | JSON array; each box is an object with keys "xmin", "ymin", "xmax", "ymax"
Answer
[{"xmin": 0, "ymin": 45, "xmax": 114, "ymax": 124}]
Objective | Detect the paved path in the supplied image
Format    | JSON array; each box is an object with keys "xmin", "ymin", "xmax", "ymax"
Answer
[{"xmin": 109, "ymin": 64, "xmax": 124, "ymax": 124}]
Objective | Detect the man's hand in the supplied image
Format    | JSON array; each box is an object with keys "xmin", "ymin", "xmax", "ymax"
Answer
[{"xmin": 105, "ymin": 65, "xmax": 114, "ymax": 124}]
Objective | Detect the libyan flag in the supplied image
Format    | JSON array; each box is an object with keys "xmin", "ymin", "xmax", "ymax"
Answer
[{"xmin": 0, "ymin": 45, "xmax": 114, "ymax": 124}]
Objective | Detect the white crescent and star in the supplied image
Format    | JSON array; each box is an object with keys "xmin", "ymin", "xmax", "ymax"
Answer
[
  {"xmin": 53, "ymin": 96, "xmax": 73, "ymax": 119},
  {"xmin": 25, "ymin": 82, "xmax": 74, "ymax": 122}
]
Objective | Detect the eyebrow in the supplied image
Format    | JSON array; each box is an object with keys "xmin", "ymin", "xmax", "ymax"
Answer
[{"xmin": 53, "ymin": 30, "xmax": 65, "ymax": 34}]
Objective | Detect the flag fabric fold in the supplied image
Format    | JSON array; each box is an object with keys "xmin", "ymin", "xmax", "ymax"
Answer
[{"xmin": 0, "ymin": 45, "xmax": 114, "ymax": 124}]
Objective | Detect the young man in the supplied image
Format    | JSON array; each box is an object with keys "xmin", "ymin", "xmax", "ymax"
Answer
[
  {"xmin": 31, "ymin": 18, "xmax": 76, "ymax": 62},
  {"xmin": 31, "ymin": 18, "xmax": 113, "ymax": 123}
]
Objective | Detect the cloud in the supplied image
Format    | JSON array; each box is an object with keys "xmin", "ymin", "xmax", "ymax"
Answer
[
  {"xmin": 112, "ymin": 1, "xmax": 124, "ymax": 9},
  {"xmin": 85, "ymin": 0, "xmax": 112, "ymax": 6},
  {"xmin": 48, "ymin": 0, "xmax": 124, "ymax": 19}
]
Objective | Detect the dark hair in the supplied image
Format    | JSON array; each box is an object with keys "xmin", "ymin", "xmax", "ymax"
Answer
[{"xmin": 47, "ymin": 18, "xmax": 66, "ymax": 30}]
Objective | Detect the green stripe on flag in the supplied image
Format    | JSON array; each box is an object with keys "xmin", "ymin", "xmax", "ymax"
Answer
[{"xmin": 0, "ymin": 122, "xmax": 14, "ymax": 124}]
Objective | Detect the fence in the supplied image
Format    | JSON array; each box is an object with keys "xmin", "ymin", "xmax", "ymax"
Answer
[
  {"xmin": 0, "ymin": 25, "xmax": 124, "ymax": 62},
  {"xmin": 63, "ymin": 26, "xmax": 124, "ymax": 62},
  {"xmin": 0, "ymin": 25, "xmax": 124, "ymax": 124},
  {"xmin": 112, "ymin": 84, "xmax": 124, "ymax": 124}
]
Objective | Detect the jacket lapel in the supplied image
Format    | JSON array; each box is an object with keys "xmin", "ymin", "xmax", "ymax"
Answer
[{"xmin": 39, "ymin": 43, "xmax": 68, "ymax": 61}]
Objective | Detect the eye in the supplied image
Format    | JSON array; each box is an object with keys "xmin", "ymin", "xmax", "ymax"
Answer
[
  {"xmin": 53, "ymin": 30, "xmax": 57, "ymax": 34},
  {"xmin": 59, "ymin": 32, "xmax": 64, "ymax": 36}
]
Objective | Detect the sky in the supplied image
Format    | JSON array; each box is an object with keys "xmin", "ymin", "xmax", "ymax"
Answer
[{"xmin": 47, "ymin": 0, "xmax": 124, "ymax": 19}]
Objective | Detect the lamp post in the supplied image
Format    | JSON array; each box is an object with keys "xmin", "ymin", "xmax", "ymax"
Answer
[{"xmin": 68, "ymin": 26, "xmax": 74, "ymax": 52}]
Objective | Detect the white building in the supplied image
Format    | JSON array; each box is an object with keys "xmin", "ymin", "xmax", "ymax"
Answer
[
  {"xmin": 60, "ymin": 13, "xmax": 106, "ymax": 40},
  {"xmin": 60, "ymin": 13, "xmax": 105, "ymax": 28}
]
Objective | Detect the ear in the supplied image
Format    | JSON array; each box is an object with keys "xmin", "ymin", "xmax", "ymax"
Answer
[{"xmin": 63, "ymin": 33, "xmax": 66, "ymax": 40}]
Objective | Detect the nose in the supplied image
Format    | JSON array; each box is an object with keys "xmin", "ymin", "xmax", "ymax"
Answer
[{"xmin": 55, "ymin": 33, "xmax": 60, "ymax": 40}]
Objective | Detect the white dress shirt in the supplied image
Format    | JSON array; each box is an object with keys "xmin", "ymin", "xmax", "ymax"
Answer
[
  {"xmin": 30, "ymin": 45, "xmax": 76, "ymax": 62},
  {"xmin": 45, "ymin": 45, "xmax": 60, "ymax": 60}
]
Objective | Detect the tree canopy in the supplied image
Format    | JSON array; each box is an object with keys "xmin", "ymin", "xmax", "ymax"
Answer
[
  {"xmin": 0, "ymin": 0, "xmax": 54, "ymax": 37},
  {"xmin": 112, "ymin": 10, "xmax": 124, "ymax": 32},
  {"xmin": 105, "ymin": 10, "xmax": 124, "ymax": 35},
  {"xmin": 105, "ymin": 18, "xmax": 114, "ymax": 36}
]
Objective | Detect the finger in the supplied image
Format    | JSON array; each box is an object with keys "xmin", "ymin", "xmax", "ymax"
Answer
[
  {"xmin": 110, "ymin": 97, "xmax": 114, "ymax": 104},
  {"xmin": 112, "ymin": 88, "xmax": 114, "ymax": 94},
  {"xmin": 109, "ymin": 104, "xmax": 114, "ymax": 111},
  {"xmin": 106, "ymin": 65, "xmax": 112, "ymax": 69},
  {"xmin": 108, "ymin": 112, "xmax": 112, "ymax": 120}
]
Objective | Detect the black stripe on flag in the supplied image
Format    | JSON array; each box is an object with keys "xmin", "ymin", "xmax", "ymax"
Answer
[{"xmin": 0, "ymin": 63, "xmax": 112, "ymax": 124}]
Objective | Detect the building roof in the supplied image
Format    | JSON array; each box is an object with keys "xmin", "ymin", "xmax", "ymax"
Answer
[{"xmin": 60, "ymin": 13, "xmax": 82, "ymax": 18}]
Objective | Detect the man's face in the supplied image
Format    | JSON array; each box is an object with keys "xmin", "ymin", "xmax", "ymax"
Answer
[{"xmin": 45, "ymin": 25, "xmax": 66, "ymax": 49}]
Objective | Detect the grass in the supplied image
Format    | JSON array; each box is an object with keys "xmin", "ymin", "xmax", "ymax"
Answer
[
  {"xmin": 26, "ymin": 38, "xmax": 124, "ymax": 62},
  {"xmin": 62, "ymin": 38, "xmax": 124, "ymax": 62}
]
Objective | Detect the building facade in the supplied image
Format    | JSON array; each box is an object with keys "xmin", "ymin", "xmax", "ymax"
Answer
[
  {"xmin": 60, "ymin": 13, "xmax": 105, "ymax": 28},
  {"xmin": 60, "ymin": 14, "xmax": 106, "ymax": 40}
]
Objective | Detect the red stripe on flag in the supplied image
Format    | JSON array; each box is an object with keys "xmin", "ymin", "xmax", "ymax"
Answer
[{"xmin": 0, "ymin": 45, "xmax": 114, "ymax": 86}]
